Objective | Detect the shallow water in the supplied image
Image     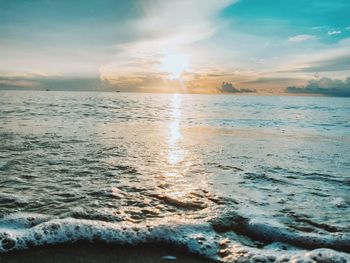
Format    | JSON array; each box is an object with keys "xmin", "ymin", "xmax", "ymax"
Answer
[{"xmin": 0, "ymin": 91, "xmax": 349, "ymax": 261}]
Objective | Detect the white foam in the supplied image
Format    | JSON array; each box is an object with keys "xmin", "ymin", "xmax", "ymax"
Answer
[
  {"xmin": 245, "ymin": 218, "xmax": 350, "ymax": 251},
  {"xmin": 0, "ymin": 213, "xmax": 349, "ymax": 263},
  {"xmin": 0, "ymin": 213, "xmax": 52, "ymax": 229}
]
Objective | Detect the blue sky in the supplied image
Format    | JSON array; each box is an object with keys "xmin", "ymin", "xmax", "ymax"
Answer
[{"xmin": 0, "ymin": 0, "xmax": 349, "ymax": 93}]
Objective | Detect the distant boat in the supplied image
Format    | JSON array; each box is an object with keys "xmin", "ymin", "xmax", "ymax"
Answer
[
  {"xmin": 45, "ymin": 88, "xmax": 50, "ymax": 91},
  {"xmin": 115, "ymin": 90, "xmax": 121, "ymax": 92}
]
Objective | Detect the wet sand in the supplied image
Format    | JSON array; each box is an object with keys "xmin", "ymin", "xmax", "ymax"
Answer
[{"xmin": 0, "ymin": 243, "xmax": 214, "ymax": 263}]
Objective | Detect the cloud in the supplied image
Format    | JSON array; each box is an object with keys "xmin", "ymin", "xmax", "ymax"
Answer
[
  {"xmin": 0, "ymin": 80, "xmax": 38, "ymax": 89},
  {"xmin": 311, "ymin": 26, "xmax": 327, "ymax": 30},
  {"xmin": 328, "ymin": 29, "xmax": 342, "ymax": 35},
  {"xmin": 242, "ymin": 77, "xmax": 306, "ymax": 87},
  {"xmin": 288, "ymin": 34, "xmax": 316, "ymax": 43},
  {"xmin": 288, "ymin": 54, "xmax": 350, "ymax": 73},
  {"xmin": 104, "ymin": 73, "xmax": 185, "ymax": 91},
  {"xmin": 100, "ymin": 0, "xmax": 237, "ymax": 84},
  {"xmin": 217, "ymin": 82, "xmax": 255, "ymax": 93},
  {"xmin": 280, "ymin": 38, "xmax": 350, "ymax": 73},
  {"xmin": 0, "ymin": 75, "xmax": 41, "ymax": 90},
  {"xmin": 286, "ymin": 77, "xmax": 350, "ymax": 97},
  {"xmin": 0, "ymin": 75, "xmax": 117, "ymax": 91}
]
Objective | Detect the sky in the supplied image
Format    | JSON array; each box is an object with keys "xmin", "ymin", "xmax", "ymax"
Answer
[{"xmin": 0, "ymin": 0, "xmax": 350, "ymax": 94}]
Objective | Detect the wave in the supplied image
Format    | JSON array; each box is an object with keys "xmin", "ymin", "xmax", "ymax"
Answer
[{"xmin": 0, "ymin": 212, "xmax": 349, "ymax": 262}]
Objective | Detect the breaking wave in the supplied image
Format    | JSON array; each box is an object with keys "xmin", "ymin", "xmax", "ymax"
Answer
[{"xmin": 0, "ymin": 212, "xmax": 349, "ymax": 262}]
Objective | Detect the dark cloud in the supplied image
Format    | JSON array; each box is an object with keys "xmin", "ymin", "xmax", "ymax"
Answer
[
  {"xmin": 286, "ymin": 77, "xmax": 350, "ymax": 97},
  {"xmin": 217, "ymin": 82, "xmax": 255, "ymax": 93}
]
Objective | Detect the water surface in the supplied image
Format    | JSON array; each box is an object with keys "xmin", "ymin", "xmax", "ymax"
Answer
[{"xmin": 0, "ymin": 91, "xmax": 349, "ymax": 261}]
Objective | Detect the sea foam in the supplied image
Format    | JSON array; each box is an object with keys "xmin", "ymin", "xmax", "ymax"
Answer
[{"xmin": 0, "ymin": 213, "xmax": 349, "ymax": 263}]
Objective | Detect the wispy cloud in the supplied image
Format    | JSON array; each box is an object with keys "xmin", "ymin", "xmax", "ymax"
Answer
[
  {"xmin": 279, "ymin": 38, "xmax": 350, "ymax": 74},
  {"xmin": 288, "ymin": 34, "xmax": 316, "ymax": 43},
  {"xmin": 311, "ymin": 26, "xmax": 327, "ymax": 30},
  {"xmin": 328, "ymin": 29, "xmax": 342, "ymax": 35}
]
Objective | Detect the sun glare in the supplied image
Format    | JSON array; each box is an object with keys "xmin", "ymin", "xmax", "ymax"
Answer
[{"xmin": 160, "ymin": 53, "xmax": 189, "ymax": 79}]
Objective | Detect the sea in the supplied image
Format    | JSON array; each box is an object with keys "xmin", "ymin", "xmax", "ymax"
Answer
[{"xmin": 0, "ymin": 91, "xmax": 349, "ymax": 262}]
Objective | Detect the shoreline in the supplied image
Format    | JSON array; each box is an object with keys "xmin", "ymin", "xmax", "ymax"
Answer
[{"xmin": 0, "ymin": 242, "xmax": 214, "ymax": 263}]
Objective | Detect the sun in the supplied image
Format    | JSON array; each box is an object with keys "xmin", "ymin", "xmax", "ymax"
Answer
[{"xmin": 160, "ymin": 53, "xmax": 190, "ymax": 79}]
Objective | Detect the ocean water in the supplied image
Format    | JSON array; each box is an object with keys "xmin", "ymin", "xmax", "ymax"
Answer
[{"xmin": 0, "ymin": 91, "xmax": 349, "ymax": 262}]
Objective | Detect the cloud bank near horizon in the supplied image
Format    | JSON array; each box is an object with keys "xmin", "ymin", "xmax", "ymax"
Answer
[{"xmin": 287, "ymin": 77, "xmax": 350, "ymax": 97}]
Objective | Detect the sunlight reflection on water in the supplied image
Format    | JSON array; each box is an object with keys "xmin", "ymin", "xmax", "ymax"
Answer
[
  {"xmin": 167, "ymin": 94, "xmax": 184, "ymax": 166},
  {"xmin": 158, "ymin": 94, "xmax": 206, "ymax": 207}
]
